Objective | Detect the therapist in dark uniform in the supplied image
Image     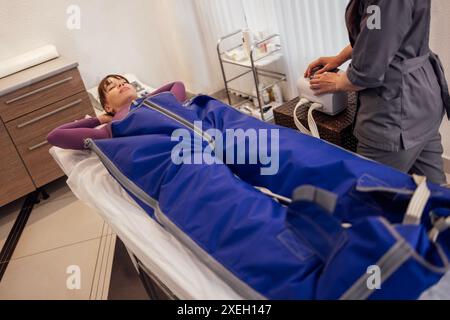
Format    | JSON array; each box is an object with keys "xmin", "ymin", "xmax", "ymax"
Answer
[{"xmin": 305, "ymin": 0, "xmax": 450, "ymax": 184}]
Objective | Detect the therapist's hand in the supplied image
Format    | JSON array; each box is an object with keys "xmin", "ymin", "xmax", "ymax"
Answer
[
  {"xmin": 310, "ymin": 72, "xmax": 364, "ymax": 95},
  {"xmin": 304, "ymin": 56, "xmax": 342, "ymax": 78},
  {"xmin": 309, "ymin": 72, "xmax": 340, "ymax": 95}
]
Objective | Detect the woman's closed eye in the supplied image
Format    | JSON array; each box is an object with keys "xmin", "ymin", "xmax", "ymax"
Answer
[{"xmin": 107, "ymin": 81, "xmax": 126, "ymax": 92}]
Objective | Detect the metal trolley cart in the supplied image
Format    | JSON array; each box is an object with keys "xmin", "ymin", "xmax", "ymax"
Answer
[{"xmin": 217, "ymin": 30, "xmax": 287, "ymax": 122}]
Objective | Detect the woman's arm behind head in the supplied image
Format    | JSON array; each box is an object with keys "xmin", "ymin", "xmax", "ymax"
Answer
[
  {"xmin": 148, "ymin": 81, "xmax": 186, "ymax": 102},
  {"xmin": 47, "ymin": 117, "xmax": 110, "ymax": 150}
]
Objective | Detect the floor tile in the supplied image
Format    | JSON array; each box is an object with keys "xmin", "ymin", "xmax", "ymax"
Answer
[
  {"xmin": 11, "ymin": 198, "xmax": 106, "ymax": 260},
  {"xmin": 7, "ymin": 177, "xmax": 107, "ymax": 260},
  {"xmin": 0, "ymin": 238, "xmax": 101, "ymax": 300}
]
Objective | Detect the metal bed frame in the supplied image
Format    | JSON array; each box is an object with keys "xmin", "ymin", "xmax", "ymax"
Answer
[
  {"xmin": 217, "ymin": 30, "xmax": 287, "ymax": 121},
  {"xmin": 124, "ymin": 246, "xmax": 179, "ymax": 300}
]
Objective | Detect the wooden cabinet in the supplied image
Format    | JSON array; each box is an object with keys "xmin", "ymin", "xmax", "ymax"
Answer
[
  {"xmin": 0, "ymin": 57, "xmax": 95, "ymax": 206},
  {"xmin": 0, "ymin": 68, "xmax": 86, "ymax": 122},
  {"xmin": 0, "ymin": 121, "xmax": 35, "ymax": 206}
]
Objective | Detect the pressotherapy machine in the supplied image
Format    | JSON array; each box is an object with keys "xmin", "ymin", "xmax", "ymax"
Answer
[{"xmin": 295, "ymin": 69, "xmax": 348, "ymax": 138}]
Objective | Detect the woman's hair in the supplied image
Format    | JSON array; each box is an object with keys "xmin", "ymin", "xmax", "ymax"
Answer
[
  {"xmin": 345, "ymin": 0, "xmax": 362, "ymax": 43},
  {"xmin": 97, "ymin": 74, "xmax": 130, "ymax": 115}
]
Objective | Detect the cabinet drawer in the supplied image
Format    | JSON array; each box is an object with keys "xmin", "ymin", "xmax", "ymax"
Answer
[
  {"xmin": 0, "ymin": 121, "xmax": 35, "ymax": 206},
  {"xmin": 0, "ymin": 68, "xmax": 86, "ymax": 122},
  {"xmin": 6, "ymin": 92, "xmax": 95, "ymax": 187}
]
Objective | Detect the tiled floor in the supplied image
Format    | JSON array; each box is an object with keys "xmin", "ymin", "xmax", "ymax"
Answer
[{"xmin": 0, "ymin": 178, "xmax": 124, "ymax": 300}]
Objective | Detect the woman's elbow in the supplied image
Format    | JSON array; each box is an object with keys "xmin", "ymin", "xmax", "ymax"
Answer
[
  {"xmin": 47, "ymin": 129, "xmax": 68, "ymax": 149},
  {"xmin": 47, "ymin": 128, "xmax": 73, "ymax": 149},
  {"xmin": 172, "ymin": 81, "xmax": 187, "ymax": 102},
  {"xmin": 47, "ymin": 129, "xmax": 58, "ymax": 147}
]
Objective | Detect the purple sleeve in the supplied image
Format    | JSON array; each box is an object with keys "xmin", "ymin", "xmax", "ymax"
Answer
[
  {"xmin": 149, "ymin": 81, "xmax": 186, "ymax": 102},
  {"xmin": 47, "ymin": 117, "xmax": 110, "ymax": 150}
]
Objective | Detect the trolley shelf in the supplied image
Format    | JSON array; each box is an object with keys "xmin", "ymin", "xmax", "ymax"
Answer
[{"xmin": 217, "ymin": 30, "xmax": 287, "ymax": 121}]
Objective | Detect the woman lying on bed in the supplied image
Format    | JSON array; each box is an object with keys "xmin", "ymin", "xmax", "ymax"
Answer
[{"xmin": 47, "ymin": 75, "xmax": 186, "ymax": 150}]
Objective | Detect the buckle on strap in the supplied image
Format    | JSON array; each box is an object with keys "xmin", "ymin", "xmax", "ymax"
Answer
[
  {"xmin": 292, "ymin": 185, "xmax": 338, "ymax": 214},
  {"xmin": 429, "ymin": 211, "xmax": 450, "ymax": 242},
  {"xmin": 403, "ymin": 175, "xmax": 431, "ymax": 225}
]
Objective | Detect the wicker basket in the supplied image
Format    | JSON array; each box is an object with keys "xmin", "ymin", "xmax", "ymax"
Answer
[{"xmin": 274, "ymin": 93, "xmax": 359, "ymax": 152}]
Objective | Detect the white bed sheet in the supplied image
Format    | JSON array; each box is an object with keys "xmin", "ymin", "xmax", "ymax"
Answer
[
  {"xmin": 50, "ymin": 146, "xmax": 450, "ymax": 300},
  {"xmin": 50, "ymin": 146, "xmax": 242, "ymax": 300}
]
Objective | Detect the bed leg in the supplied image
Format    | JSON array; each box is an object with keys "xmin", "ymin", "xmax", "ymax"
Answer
[
  {"xmin": 124, "ymin": 247, "xmax": 140, "ymax": 273},
  {"xmin": 40, "ymin": 188, "xmax": 50, "ymax": 200},
  {"xmin": 33, "ymin": 188, "xmax": 50, "ymax": 205}
]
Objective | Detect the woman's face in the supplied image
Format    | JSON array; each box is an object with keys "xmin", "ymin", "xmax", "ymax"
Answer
[{"xmin": 103, "ymin": 77, "xmax": 138, "ymax": 114}]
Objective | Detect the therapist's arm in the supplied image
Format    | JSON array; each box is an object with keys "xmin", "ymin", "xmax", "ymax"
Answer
[
  {"xmin": 337, "ymin": 72, "xmax": 363, "ymax": 92},
  {"xmin": 311, "ymin": 0, "xmax": 413, "ymax": 94},
  {"xmin": 347, "ymin": 0, "xmax": 414, "ymax": 88},
  {"xmin": 336, "ymin": 45, "xmax": 353, "ymax": 66}
]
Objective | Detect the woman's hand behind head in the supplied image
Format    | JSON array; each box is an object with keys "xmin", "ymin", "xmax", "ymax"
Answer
[{"xmin": 98, "ymin": 113, "xmax": 114, "ymax": 124}]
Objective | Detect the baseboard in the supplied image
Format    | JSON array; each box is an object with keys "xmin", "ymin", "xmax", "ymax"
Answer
[{"xmin": 90, "ymin": 223, "xmax": 116, "ymax": 300}]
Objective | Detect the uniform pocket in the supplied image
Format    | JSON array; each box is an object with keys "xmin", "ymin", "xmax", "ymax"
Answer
[{"xmin": 355, "ymin": 91, "xmax": 403, "ymax": 149}]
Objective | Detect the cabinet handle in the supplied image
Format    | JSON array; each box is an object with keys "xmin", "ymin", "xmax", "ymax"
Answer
[
  {"xmin": 6, "ymin": 77, "xmax": 74, "ymax": 104},
  {"xmin": 28, "ymin": 141, "xmax": 49, "ymax": 151},
  {"xmin": 17, "ymin": 98, "xmax": 83, "ymax": 129}
]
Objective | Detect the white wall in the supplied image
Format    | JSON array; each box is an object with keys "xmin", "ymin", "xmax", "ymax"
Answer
[
  {"xmin": 193, "ymin": 0, "xmax": 350, "ymax": 100},
  {"xmin": 0, "ymin": 0, "xmax": 151, "ymax": 89},
  {"xmin": 0, "ymin": 0, "xmax": 217, "ymax": 93},
  {"xmin": 431, "ymin": 0, "xmax": 450, "ymax": 159}
]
